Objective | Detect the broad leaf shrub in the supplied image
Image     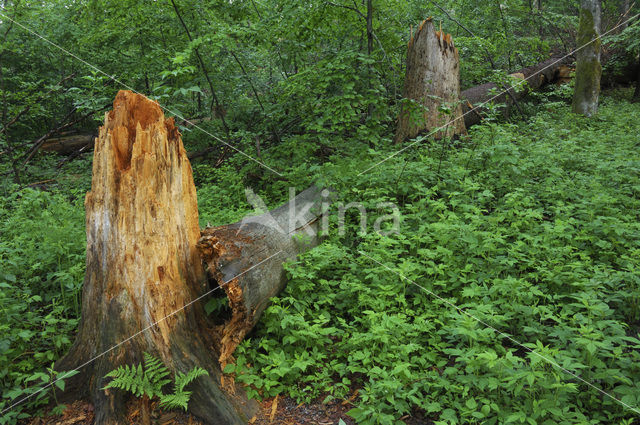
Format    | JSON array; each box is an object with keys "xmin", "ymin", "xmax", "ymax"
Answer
[
  {"xmin": 228, "ymin": 95, "xmax": 640, "ymax": 425},
  {"xmin": 193, "ymin": 162, "xmax": 255, "ymax": 228},
  {"xmin": 0, "ymin": 189, "xmax": 85, "ymax": 423}
]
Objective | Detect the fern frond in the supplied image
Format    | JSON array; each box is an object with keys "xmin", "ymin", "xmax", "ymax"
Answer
[
  {"xmin": 159, "ymin": 392, "xmax": 192, "ymax": 411},
  {"xmin": 159, "ymin": 367, "xmax": 208, "ymax": 411},
  {"xmin": 103, "ymin": 355, "xmax": 208, "ymax": 412},
  {"xmin": 102, "ymin": 354, "xmax": 171, "ymax": 398},
  {"xmin": 174, "ymin": 367, "xmax": 209, "ymax": 392},
  {"xmin": 142, "ymin": 352, "xmax": 171, "ymax": 396}
]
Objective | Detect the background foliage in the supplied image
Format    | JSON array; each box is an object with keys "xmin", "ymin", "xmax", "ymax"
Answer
[{"xmin": 228, "ymin": 94, "xmax": 640, "ymax": 424}]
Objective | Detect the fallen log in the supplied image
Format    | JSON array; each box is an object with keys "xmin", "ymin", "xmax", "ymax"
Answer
[
  {"xmin": 40, "ymin": 133, "xmax": 94, "ymax": 154},
  {"xmin": 39, "ymin": 118, "xmax": 206, "ymax": 155},
  {"xmin": 460, "ymin": 57, "xmax": 573, "ymax": 127},
  {"xmin": 41, "ymin": 132, "xmax": 223, "ymax": 162},
  {"xmin": 198, "ymin": 185, "xmax": 329, "ymax": 369}
]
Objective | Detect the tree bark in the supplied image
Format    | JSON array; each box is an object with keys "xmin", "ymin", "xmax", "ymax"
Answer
[
  {"xmin": 395, "ymin": 18, "xmax": 466, "ymax": 143},
  {"xmin": 56, "ymin": 91, "xmax": 256, "ymax": 425},
  {"xmin": 198, "ymin": 186, "xmax": 328, "ymax": 369},
  {"xmin": 572, "ymin": 0, "xmax": 602, "ymax": 117}
]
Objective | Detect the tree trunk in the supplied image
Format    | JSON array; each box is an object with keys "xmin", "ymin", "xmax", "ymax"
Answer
[
  {"xmin": 56, "ymin": 91, "xmax": 257, "ymax": 425},
  {"xmin": 572, "ymin": 0, "xmax": 602, "ymax": 117},
  {"xmin": 366, "ymin": 0, "xmax": 373, "ymax": 56},
  {"xmin": 198, "ymin": 186, "xmax": 329, "ymax": 369},
  {"xmin": 633, "ymin": 58, "xmax": 640, "ymax": 103},
  {"xmin": 395, "ymin": 18, "xmax": 466, "ymax": 143},
  {"xmin": 619, "ymin": 0, "xmax": 630, "ymax": 31}
]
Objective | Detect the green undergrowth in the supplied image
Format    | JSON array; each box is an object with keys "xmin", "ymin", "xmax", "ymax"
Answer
[
  {"xmin": 0, "ymin": 189, "xmax": 85, "ymax": 423},
  {"xmin": 226, "ymin": 94, "xmax": 640, "ymax": 424},
  {"xmin": 1, "ymin": 92, "xmax": 640, "ymax": 424}
]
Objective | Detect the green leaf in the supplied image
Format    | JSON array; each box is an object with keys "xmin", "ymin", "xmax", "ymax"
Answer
[{"xmin": 465, "ymin": 398, "xmax": 477, "ymax": 409}]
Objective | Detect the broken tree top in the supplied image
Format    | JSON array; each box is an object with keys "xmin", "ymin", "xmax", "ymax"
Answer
[
  {"xmin": 103, "ymin": 90, "xmax": 184, "ymax": 170},
  {"xmin": 409, "ymin": 18, "xmax": 457, "ymax": 52}
]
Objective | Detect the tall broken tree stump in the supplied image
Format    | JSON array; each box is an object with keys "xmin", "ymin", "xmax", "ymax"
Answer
[
  {"xmin": 56, "ymin": 90, "xmax": 256, "ymax": 425},
  {"xmin": 395, "ymin": 18, "xmax": 466, "ymax": 143}
]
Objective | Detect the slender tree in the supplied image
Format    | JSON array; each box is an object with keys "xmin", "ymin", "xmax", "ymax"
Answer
[
  {"xmin": 633, "ymin": 62, "xmax": 640, "ymax": 103},
  {"xmin": 572, "ymin": 0, "xmax": 602, "ymax": 117}
]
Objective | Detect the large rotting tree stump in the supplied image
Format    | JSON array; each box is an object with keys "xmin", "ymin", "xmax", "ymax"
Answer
[
  {"xmin": 395, "ymin": 18, "xmax": 466, "ymax": 143},
  {"xmin": 56, "ymin": 91, "xmax": 256, "ymax": 425}
]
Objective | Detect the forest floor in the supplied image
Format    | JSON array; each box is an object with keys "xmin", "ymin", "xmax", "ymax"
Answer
[
  {"xmin": 20, "ymin": 392, "xmax": 446, "ymax": 424},
  {"xmin": 20, "ymin": 392, "xmax": 447, "ymax": 425},
  {"xmin": 20, "ymin": 395, "xmax": 364, "ymax": 425}
]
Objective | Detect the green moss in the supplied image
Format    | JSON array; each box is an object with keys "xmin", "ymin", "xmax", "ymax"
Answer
[
  {"xmin": 572, "ymin": 4, "xmax": 602, "ymax": 116},
  {"xmin": 576, "ymin": 8, "xmax": 598, "ymax": 47}
]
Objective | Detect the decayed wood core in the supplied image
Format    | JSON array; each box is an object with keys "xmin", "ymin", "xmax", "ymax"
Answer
[{"xmin": 198, "ymin": 231, "xmax": 254, "ymax": 372}]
